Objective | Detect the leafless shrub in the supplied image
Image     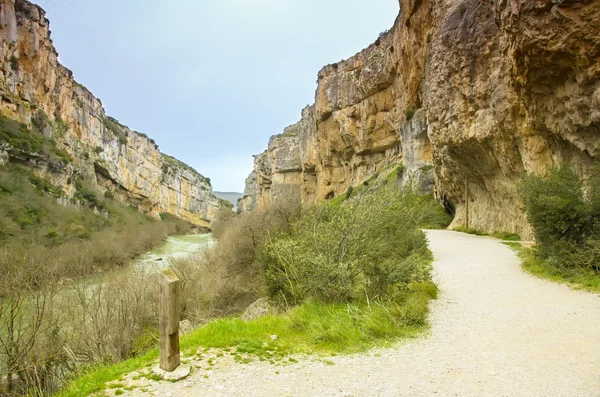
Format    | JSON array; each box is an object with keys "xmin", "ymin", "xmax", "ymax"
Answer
[
  {"xmin": 62, "ymin": 270, "xmax": 158, "ymax": 364},
  {"xmin": 171, "ymin": 198, "xmax": 302, "ymax": 324}
]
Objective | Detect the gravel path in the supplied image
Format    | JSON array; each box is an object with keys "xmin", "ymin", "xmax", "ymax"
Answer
[{"xmin": 124, "ymin": 230, "xmax": 600, "ymax": 397}]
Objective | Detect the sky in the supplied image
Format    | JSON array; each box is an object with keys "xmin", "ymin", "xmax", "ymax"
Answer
[{"xmin": 32, "ymin": 0, "xmax": 399, "ymax": 192}]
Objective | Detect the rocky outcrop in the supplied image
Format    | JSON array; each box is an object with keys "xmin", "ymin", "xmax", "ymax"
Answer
[
  {"xmin": 160, "ymin": 155, "xmax": 219, "ymax": 227},
  {"xmin": 242, "ymin": 0, "xmax": 600, "ymax": 239},
  {"xmin": 0, "ymin": 0, "xmax": 220, "ymax": 227},
  {"xmin": 238, "ymin": 171, "xmax": 259, "ymax": 212}
]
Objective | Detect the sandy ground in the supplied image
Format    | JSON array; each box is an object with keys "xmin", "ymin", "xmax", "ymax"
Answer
[{"xmin": 121, "ymin": 230, "xmax": 600, "ymax": 397}]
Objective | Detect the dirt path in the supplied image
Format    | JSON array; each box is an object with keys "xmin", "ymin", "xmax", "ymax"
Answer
[{"xmin": 126, "ymin": 230, "xmax": 600, "ymax": 397}]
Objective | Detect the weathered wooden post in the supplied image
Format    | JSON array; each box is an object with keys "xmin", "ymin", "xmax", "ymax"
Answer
[
  {"xmin": 465, "ymin": 176, "xmax": 469, "ymax": 229},
  {"xmin": 159, "ymin": 268, "xmax": 180, "ymax": 372}
]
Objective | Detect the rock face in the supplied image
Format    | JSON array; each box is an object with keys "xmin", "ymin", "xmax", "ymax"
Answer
[
  {"xmin": 0, "ymin": 0, "xmax": 220, "ymax": 227},
  {"xmin": 241, "ymin": 0, "xmax": 600, "ymax": 239}
]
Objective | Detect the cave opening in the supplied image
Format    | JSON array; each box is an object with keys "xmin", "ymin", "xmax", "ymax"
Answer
[{"xmin": 440, "ymin": 194, "xmax": 456, "ymax": 219}]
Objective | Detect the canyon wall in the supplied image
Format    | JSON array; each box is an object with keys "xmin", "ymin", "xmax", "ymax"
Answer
[
  {"xmin": 0, "ymin": 0, "xmax": 220, "ymax": 228},
  {"xmin": 241, "ymin": 0, "xmax": 600, "ymax": 239}
]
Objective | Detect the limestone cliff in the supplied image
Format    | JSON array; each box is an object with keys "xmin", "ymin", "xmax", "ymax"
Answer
[
  {"xmin": 0, "ymin": 0, "xmax": 220, "ymax": 228},
  {"xmin": 241, "ymin": 0, "xmax": 600, "ymax": 239}
]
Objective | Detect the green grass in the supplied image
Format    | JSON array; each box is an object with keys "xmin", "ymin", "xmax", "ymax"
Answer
[
  {"xmin": 454, "ymin": 227, "xmax": 521, "ymax": 241},
  {"xmin": 490, "ymin": 232, "xmax": 521, "ymax": 241},
  {"xmin": 386, "ymin": 164, "xmax": 405, "ymax": 182},
  {"xmin": 504, "ymin": 243, "xmax": 600, "ymax": 293},
  {"xmin": 327, "ymin": 192, "xmax": 348, "ymax": 206},
  {"xmin": 56, "ymin": 289, "xmax": 435, "ymax": 397},
  {"xmin": 326, "ymin": 163, "xmax": 407, "ymax": 207},
  {"xmin": 453, "ymin": 226, "xmax": 489, "ymax": 236}
]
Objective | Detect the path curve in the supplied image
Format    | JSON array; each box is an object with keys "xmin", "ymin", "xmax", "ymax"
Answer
[{"xmin": 130, "ymin": 230, "xmax": 600, "ymax": 396}]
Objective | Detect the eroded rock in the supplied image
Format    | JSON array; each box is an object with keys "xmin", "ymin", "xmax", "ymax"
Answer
[
  {"xmin": 240, "ymin": 0, "xmax": 600, "ymax": 239},
  {"xmin": 0, "ymin": 0, "xmax": 221, "ymax": 228}
]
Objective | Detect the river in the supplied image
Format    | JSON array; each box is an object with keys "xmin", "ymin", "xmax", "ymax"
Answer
[
  {"xmin": 76, "ymin": 233, "xmax": 216, "ymax": 288},
  {"xmin": 131, "ymin": 233, "xmax": 216, "ymax": 272}
]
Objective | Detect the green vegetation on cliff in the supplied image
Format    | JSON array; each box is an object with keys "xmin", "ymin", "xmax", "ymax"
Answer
[
  {"xmin": 161, "ymin": 153, "xmax": 211, "ymax": 186},
  {"xmin": 0, "ymin": 115, "xmax": 72, "ymax": 164}
]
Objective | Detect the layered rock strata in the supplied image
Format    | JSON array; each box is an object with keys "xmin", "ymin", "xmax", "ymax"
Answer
[{"xmin": 0, "ymin": 0, "xmax": 220, "ymax": 227}]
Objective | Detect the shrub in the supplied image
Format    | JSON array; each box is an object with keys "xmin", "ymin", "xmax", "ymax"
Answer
[
  {"xmin": 104, "ymin": 190, "xmax": 115, "ymax": 200},
  {"xmin": 520, "ymin": 165, "xmax": 600, "ymax": 273},
  {"xmin": 587, "ymin": 165, "xmax": 600, "ymax": 223},
  {"xmin": 345, "ymin": 186, "xmax": 354, "ymax": 200},
  {"xmin": 9, "ymin": 55, "xmax": 18, "ymax": 71},
  {"xmin": 170, "ymin": 198, "xmax": 301, "ymax": 323},
  {"xmin": 262, "ymin": 185, "xmax": 433, "ymax": 304},
  {"xmin": 520, "ymin": 165, "xmax": 592, "ymax": 247}
]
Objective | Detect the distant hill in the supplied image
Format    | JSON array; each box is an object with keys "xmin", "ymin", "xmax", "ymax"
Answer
[{"xmin": 214, "ymin": 192, "xmax": 244, "ymax": 208}]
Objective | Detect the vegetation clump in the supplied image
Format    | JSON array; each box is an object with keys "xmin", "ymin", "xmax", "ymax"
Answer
[
  {"xmin": 263, "ymin": 186, "xmax": 433, "ymax": 304},
  {"xmin": 9, "ymin": 55, "xmax": 18, "ymax": 71},
  {"xmin": 0, "ymin": 116, "xmax": 72, "ymax": 163},
  {"xmin": 103, "ymin": 117, "xmax": 128, "ymax": 145},
  {"xmin": 519, "ymin": 165, "xmax": 600, "ymax": 287},
  {"xmin": 161, "ymin": 153, "xmax": 211, "ymax": 186}
]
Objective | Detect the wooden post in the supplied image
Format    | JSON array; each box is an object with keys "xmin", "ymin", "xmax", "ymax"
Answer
[
  {"xmin": 159, "ymin": 268, "xmax": 180, "ymax": 372},
  {"xmin": 465, "ymin": 176, "xmax": 469, "ymax": 229}
]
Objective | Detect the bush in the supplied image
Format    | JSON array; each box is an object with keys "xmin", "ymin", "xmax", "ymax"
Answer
[
  {"xmin": 520, "ymin": 165, "xmax": 600, "ymax": 273},
  {"xmin": 520, "ymin": 165, "xmax": 592, "ymax": 246},
  {"xmin": 262, "ymin": 185, "xmax": 433, "ymax": 304},
  {"xmin": 171, "ymin": 198, "xmax": 302, "ymax": 323},
  {"xmin": 345, "ymin": 186, "xmax": 354, "ymax": 200},
  {"xmin": 9, "ymin": 55, "xmax": 18, "ymax": 71}
]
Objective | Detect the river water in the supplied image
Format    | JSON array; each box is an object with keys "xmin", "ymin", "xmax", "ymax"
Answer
[
  {"xmin": 78, "ymin": 233, "xmax": 216, "ymax": 288},
  {"xmin": 131, "ymin": 233, "xmax": 216, "ymax": 273}
]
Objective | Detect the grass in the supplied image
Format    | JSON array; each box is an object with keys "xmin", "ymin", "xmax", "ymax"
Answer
[
  {"xmin": 386, "ymin": 164, "xmax": 405, "ymax": 182},
  {"xmin": 56, "ymin": 289, "xmax": 435, "ymax": 397},
  {"xmin": 454, "ymin": 227, "xmax": 521, "ymax": 241},
  {"xmin": 504, "ymin": 243, "xmax": 600, "ymax": 293},
  {"xmin": 491, "ymin": 232, "xmax": 521, "ymax": 241},
  {"xmin": 453, "ymin": 226, "xmax": 489, "ymax": 236},
  {"xmin": 326, "ymin": 163, "xmax": 407, "ymax": 207}
]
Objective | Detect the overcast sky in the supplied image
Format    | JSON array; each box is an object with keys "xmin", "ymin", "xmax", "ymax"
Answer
[{"xmin": 32, "ymin": 0, "xmax": 399, "ymax": 192}]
